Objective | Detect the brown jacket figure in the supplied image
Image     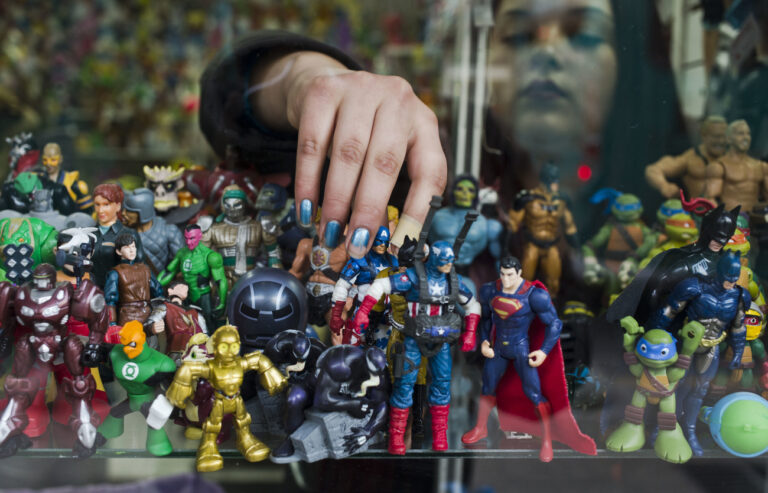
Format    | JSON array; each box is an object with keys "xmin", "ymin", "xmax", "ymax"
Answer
[
  {"xmin": 508, "ymin": 164, "xmax": 577, "ymax": 296},
  {"xmin": 147, "ymin": 281, "xmax": 207, "ymax": 362},
  {"xmin": 104, "ymin": 233, "xmax": 163, "ymax": 325},
  {"xmin": 646, "ymin": 115, "xmax": 728, "ymax": 199},
  {"xmin": 706, "ymin": 119, "xmax": 768, "ymax": 212}
]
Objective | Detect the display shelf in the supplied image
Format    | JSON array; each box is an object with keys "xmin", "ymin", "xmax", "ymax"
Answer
[{"xmin": 11, "ymin": 412, "xmax": 745, "ymax": 461}]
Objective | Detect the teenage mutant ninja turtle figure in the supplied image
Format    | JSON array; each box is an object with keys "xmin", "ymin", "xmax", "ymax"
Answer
[
  {"xmin": 606, "ymin": 316, "xmax": 704, "ymax": 463},
  {"xmin": 583, "ymin": 190, "xmax": 655, "ymax": 299},
  {"xmin": 639, "ymin": 211, "xmax": 699, "ymax": 269}
]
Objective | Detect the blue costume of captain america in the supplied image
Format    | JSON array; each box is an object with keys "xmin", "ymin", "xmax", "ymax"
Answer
[
  {"xmin": 478, "ymin": 278, "xmax": 562, "ymax": 404},
  {"xmin": 652, "ymin": 251, "xmax": 750, "ymax": 456},
  {"xmin": 353, "ymin": 240, "xmax": 481, "ymax": 453},
  {"xmin": 331, "ymin": 226, "xmax": 397, "ymax": 345}
]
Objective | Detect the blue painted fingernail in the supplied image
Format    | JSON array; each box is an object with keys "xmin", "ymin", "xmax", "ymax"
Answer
[
  {"xmin": 348, "ymin": 228, "xmax": 370, "ymax": 259},
  {"xmin": 299, "ymin": 199, "xmax": 313, "ymax": 227},
  {"xmin": 324, "ymin": 221, "xmax": 341, "ymax": 249}
]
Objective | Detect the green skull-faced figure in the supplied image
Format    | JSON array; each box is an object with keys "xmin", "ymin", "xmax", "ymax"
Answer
[{"xmin": 606, "ymin": 316, "xmax": 704, "ymax": 463}]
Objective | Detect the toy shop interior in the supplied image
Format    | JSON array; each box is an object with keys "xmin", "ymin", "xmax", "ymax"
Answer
[{"xmin": 2, "ymin": 0, "xmax": 768, "ymax": 492}]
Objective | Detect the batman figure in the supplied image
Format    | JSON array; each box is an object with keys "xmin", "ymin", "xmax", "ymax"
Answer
[{"xmin": 607, "ymin": 203, "xmax": 740, "ymax": 325}]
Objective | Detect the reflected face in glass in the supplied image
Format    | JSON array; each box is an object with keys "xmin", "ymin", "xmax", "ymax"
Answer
[{"xmin": 488, "ymin": 0, "xmax": 617, "ymax": 156}]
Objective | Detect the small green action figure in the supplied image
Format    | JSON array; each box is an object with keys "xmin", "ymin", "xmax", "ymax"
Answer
[
  {"xmin": 606, "ymin": 316, "xmax": 704, "ymax": 463},
  {"xmin": 98, "ymin": 321, "xmax": 177, "ymax": 456},
  {"xmin": 159, "ymin": 224, "xmax": 227, "ymax": 329},
  {"xmin": 583, "ymin": 190, "xmax": 655, "ymax": 300}
]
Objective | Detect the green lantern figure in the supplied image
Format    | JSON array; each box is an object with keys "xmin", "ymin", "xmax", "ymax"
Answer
[
  {"xmin": 98, "ymin": 321, "xmax": 177, "ymax": 456},
  {"xmin": 159, "ymin": 224, "xmax": 227, "ymax": 329},
  {"xmin": 606, "ymin": 316, "xmax": 704, "ymax": 463}
]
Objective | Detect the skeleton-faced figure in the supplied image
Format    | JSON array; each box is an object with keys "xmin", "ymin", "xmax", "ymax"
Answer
[
  {"xmin": 202, "ymin": 185, "xmax": 282, "ymax": 287},
  {"xmin": 0, "ymin": 263, "xmax": 109, "ymax": 458},
  {"xmin": 428, "ymin": 175, "xmax": 503, "ymax": 277},
  {"xmin": 144, "ymin": 165, "xmax": 202, "ymax": 226}
]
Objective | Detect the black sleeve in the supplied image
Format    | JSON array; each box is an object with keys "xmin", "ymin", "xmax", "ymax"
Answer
[{"xmin": 199, "ymin": 31, "xmax": 363, "ymax": 175}]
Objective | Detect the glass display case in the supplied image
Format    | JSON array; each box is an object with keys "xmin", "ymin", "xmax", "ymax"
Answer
[{"xmin": 2, "ymin": 1, "xmax": 768, "ymax": 492}]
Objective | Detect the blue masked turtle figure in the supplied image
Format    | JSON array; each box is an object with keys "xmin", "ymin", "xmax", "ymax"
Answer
[{"xmin": 606, "ymin": 316, "xmax": 704, "ymax": 463}]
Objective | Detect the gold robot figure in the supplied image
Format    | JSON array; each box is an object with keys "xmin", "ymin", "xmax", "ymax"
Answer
[{"xmin": 165, "ymin": 324, "xmax": 287, "ymax": 472}]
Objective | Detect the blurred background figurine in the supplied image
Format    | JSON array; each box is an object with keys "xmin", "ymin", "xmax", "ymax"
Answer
[
  {"xmin": 645, "ymin": 116, "xmax": 728, "ymax": 199},
  {"xmin": 507, "ymin": 163, "xmax": 578, "ymax": 296},
  {"xmin": 582, "ymin": 190, "xmax": 654, "ymax": 302},
  {"xmin": 704, "ymin": 119, "xmax": 768, "ymax": 212},
  {"xmin": 40, "ymin": 142, "xmax": 94, "ymax": 213}
]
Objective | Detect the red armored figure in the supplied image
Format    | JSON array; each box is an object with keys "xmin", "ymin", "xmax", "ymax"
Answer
[{"xmin": 0, "ymin": 263, "xmax": 109, "ymax": 458}]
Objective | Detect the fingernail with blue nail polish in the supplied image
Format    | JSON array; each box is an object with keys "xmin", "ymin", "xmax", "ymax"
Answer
[
  {"xmin": 299, "ymin": 199, "xmax": 313, "ymax": 227},
  {"xmin": 324, "ymin": 221, "xmax": 341, "ymax": 249},
  {"xmin": 348, "ymin": 228, "xmax": 370, "ymax": 258}
]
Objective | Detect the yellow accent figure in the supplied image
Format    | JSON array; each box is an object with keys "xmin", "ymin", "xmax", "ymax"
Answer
[{"xmin": 165, "ymin": 324, "xmax": 287, "ymax": 472}]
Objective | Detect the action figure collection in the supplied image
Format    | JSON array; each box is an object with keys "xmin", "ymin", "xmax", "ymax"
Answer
[{"xmin": 1, "ymin": 117, "xmax": 768, "ymax": 470}]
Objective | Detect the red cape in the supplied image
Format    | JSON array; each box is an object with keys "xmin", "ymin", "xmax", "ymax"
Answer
[{"xmin": 494, "ymin": 281, "xmax": 596, "ymax": 456}]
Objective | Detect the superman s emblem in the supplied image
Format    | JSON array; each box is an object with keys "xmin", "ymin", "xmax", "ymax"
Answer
[{"xmin": 491, "ymin": 296, "xmax": 523, "ymax": 319}]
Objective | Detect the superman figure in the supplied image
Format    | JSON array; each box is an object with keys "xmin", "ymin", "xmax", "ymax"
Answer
[{"xmin": 462, "ymin": 256, "xmax": 595, "ymax": 462}]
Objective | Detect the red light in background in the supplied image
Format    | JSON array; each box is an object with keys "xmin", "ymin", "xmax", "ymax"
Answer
[{"xmin": 577, "ymin": 164, "xmax": 592, "ymax": 181}]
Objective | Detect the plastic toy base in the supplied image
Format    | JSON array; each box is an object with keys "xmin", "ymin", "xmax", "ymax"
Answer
[{"xmin": 270, "ymin": 409, "xmax": 384, "ymax": 463}]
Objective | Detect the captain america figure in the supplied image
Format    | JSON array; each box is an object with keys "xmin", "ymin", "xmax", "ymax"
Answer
[
  {"xmin": 353, "ymin": 239, "xmax": 481, "ymax": 454},
  {"xmin": 652, "ymin": 251, "xmax": 750, "ymax": 456},
  {"xmin": 330, "ymin": 226, "xmax": 398, "ymax": 345}
]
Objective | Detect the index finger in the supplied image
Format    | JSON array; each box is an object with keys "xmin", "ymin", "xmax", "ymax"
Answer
[{"xmin": 391, "ymin": 105, "xmax": 447, "ymax": 248}]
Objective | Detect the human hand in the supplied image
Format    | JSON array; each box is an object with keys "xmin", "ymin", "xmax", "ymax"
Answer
[{"xmin": 270, "ymin": 52, "xmax": 447, "ymax": 256}]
